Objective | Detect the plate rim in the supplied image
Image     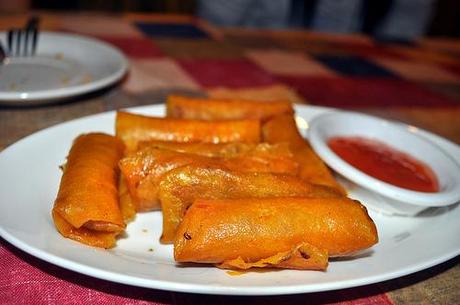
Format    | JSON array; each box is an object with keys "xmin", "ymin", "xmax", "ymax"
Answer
[
  {"xmin": 0, "ymin": 31, "xmax": 128, "ymax": 104},
  {"xmin": 0, "ymin": 104, "xmax": 459, "ymax": 296}
]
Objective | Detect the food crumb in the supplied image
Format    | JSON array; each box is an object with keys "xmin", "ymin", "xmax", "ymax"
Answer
[
  {"xmin": 226, "ymin": 270, "xmax": 245, "ymax": 276},
  {"xmin": 148, "ymin": 248, "xmax": 154, "ymax": 252},
  {"xmin": 61, "ymin": 76, "xmax": 70, "ymax": 86},
  {"xmin": 142, "ymin": 229, "xmax": 148, "ymax": 233},
  {"xmin": 80, "ymin": 74, "xmax": 93, "ymax": 84}
]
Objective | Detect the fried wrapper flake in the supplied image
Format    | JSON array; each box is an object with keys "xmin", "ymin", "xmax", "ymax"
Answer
[
  {"xmin": 115, "ymin": 111, "xmax": 261, "ymax": 152},
  {"xmin": 218, "ymin": 243, "xmax": 328, "ymax": 270},
  {"xmin": 52, "ymin": 133, "xmax": 125, "ymax": 248},
  {"xmin": 166, "ymin": 95, "xmax": 293, "ymax": 121},
  {"xmin": 119, "ymin": 145, "xmax": 299, "ymax": 212},
  {"xmin": 263, "ymin": 114, "xmax": 346, "ymax": 194},
  {"xmin": 174, "ymin": 197, "xmax": 378, "ymax": 270},
  {"xmin": 159, "ymin": 165, "xmax": 342, "ymax": 243}
]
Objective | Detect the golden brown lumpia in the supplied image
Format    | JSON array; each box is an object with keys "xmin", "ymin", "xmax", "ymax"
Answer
[
  {"xmin": 263, "ymin": 114, "xmax": 346, "ymax": 194},
  {"xmin": 174, "ymin": 197, "xmax": 378, "ymax": 270},
  {"xmin": 52, "ymin": 210, "xmax": 119, "ymax": 248},
  {"xmin": 159, "ymin": 165, "xmax": 342, "ymax": 243},
  {"xmin": 115, "ymin": 111, "xmax": 261, "ymax": 152},
  {"xmin": 137, "ymin": 141, "xmax": 297, "ymax": 165},
  {"xmin": 137, "ymin": 141, "xmax": 232, "ymax": 155},
  {"xmin": 119, "ymin": 146, "xmax": 299, "ymax": 211},
  {"xmin": 52, "ymin": 133, "xmax": 125, "ymax": 248},
  {"xmin": 118, "ymin": 175, "xmax": 136, "ymax": 223},
  {"xmin": 166, "ymin": 95, "xmax": 293, "ymax": 121},
  {"xmin": 207, "ymin": 84, "xmax": 305, "ymax": 104}
]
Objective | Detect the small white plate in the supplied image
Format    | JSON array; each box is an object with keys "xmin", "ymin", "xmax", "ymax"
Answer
[
  {"xmin": 309, "ymin": 111, "xmax": 460, "ymax": 216},
  {"xmin": 0, "ymin": 32, "xmax": 128, "ymax": 105},
  {"xmin": 0, "ymin": 105, "xmax": 459, "ymax": 295}
]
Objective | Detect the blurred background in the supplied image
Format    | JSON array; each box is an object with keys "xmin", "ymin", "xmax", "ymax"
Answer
[{"xmin": 0, "ymin": 0, "xmax": 459, "ymax": 39}]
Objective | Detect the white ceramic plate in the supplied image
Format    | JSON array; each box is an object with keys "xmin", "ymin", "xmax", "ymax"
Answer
[
  {"xmin": 0, "ymin": 105, "xmax": 459, "ymax": 296},
  {"xmin": 0, "ymin": 32, "xmax": 128, "ymax": 105}
]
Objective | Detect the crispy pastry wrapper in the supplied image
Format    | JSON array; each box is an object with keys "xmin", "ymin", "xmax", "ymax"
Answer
[
  {"xmin": 52, "ymin": 210, "xmax": 118, "ymax": 248},
  {"xmin": 52, "ymin": 133, "xmax": 125, "ymax": 248},
  {"xmin": 166, "ymin": 95, "xmax": 293, "ymax": 121},
  {"xmin": 159, "ymin": 165, "xmax": 342, "ymax": 243},
  {"xmin": 174, "ymin": 197, "xmax": 378, "ymax": 270},
  {"xmin": 207, "ymin": 84, "xmax": 305, "ymax": 104},
  {"xmin": 218, "ymin": 243, "xmax": 329, "ymax": 270},
  {"xmin": 115, "ymin": 111, "xmax": 261, "ymax": 152},
  {"xmin": 137, "ymin": 141, "xmax": 294, "ymax": 159},
  {"xmin": 263, "ymin": 114, "xmax": 346, "ymax": 194},
  {"xmin": 119, "ymin": 145, "xmax": 300, "ymax": 211},
  {"xmin": 118, "ymin": 175, "xmax": 136, "ymax": 223}
]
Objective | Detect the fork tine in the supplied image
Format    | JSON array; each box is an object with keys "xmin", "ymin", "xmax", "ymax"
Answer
[
  {"xmin": 24, "ymin": 29, "xmax": 29, "ymax": 56},
  {"xmin": 7, "ymin": 29, "xmax": 14, "ymax": 55},
  {"xmin": 25, "ymin": 16, "xmax": 40, "ymax": 56},
  {"xmin": 6, "ymin": 17, "xmax": 40, "ymax": 58},
  {"xmin": 29, "ymin": 27, "xmax": 38, "ymax": 56},
  {"xmin": 0, "ymin": 42, "xmax": 5, "ymax": 63},
  {"xmin": 15, "ymin": 29, "xmax": 21, "ymax": 57}
]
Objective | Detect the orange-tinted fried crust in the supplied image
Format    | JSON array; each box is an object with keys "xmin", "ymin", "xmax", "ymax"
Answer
[
  {"xmin": 119, "ymin": 146, "xmax": 299, "ymax": 211},
  {"xmin": 207, "ymin": 84, "xmax": 304, "ymax": 103},
  {"xmin": 119, "ymin": 175, "xmax": 136, "ymax": 223},
  {"xmin": 159, "ymin": 165, "xmax": 342, "ymax": 243},
  {"xmin": 115, "ymin": 111, "xmax": 261, "ymax": 152},
  {"xmin": 52, "ymin": 133, "xmax": 125, "ymax": 248},
  {"xmin": 263, "ymin": 114, "xmax": 346, "ymax": 194},
  {"xmin": 137, "ymin": 141, "xmax": 293, "ymax": 158},
  {"xmin": 174, "ymin": 197, "xmax": 378, "ymax": 270},
  {"xmin": 52, "ymin": 210, "xmax": 118, "ymax": 248},
  {"xmin": 166, "ymin": 95, "xmax": 293, "ymax": 121}
]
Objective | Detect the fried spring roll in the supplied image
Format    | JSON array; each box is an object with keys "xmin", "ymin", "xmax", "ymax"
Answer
[
  {"xmin": 119, "ymin": 175, "xmax": 136, "ymax": 223},
  {"xmin": 263, "ymin": 114, "xmax": 346, "ymax": 194},
  {"xmin": 166, "ymin": 95, "xmax": 293, "ymax": 121},
  {"xmin": 52, "ymin": 210, "xmax": 119, "ymax": 248},
  {"xmin": 119, "ymin": 147, "xmax": 299, "ymax": 211},
  {"xmin": 159, "ymin": 165, "xmax": 342, "ymax": 244},
  {"xmin": 52, "ymin": 133, "xmax": 125, "ymax": 248},
  {"xmin": 174, "ymin": 197, "xmax": 378, "ymax": 270},
  {"xmin": 116, "ymin": 111, "xmax": 261, "ymax": 152},
  {"xmin": 207, "ymin": 84, "xmax": 304, "ymax": 103},
  {"xmin": 137, "ymin": 141, "xmax": 232, "ymax": 155},
  {"xmin": 137, "ymin": 141, "xmax": 296, "ymax": 162}
]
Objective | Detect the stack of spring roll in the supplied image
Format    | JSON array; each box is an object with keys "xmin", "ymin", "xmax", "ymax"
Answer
[{"xmin": 52, "ymin": 95, "xmax": 378, "ymax": 271}]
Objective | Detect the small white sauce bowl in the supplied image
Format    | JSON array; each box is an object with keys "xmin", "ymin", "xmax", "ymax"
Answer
[{"xmin": 309, "ymin": 111, "xmax": 460, "ymax": 216}]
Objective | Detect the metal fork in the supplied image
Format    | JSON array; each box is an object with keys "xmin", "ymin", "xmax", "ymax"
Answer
[
  {"xmin": 7, "ymin": 16, "xmax": 40, "ymax": 57},
  {"xmin": 0, "ymin": 42, "xmax": 5, "ymax": 63}
]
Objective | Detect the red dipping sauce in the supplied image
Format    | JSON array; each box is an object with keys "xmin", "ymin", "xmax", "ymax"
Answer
[{"xmin": 328, "ymin": 136, "xmax": 439, "ymax": 192}]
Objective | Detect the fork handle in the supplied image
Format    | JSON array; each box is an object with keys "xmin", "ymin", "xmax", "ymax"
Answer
[{"xmin": 26, "ymin": 16, "xmax": 40, "ymax": 31}]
